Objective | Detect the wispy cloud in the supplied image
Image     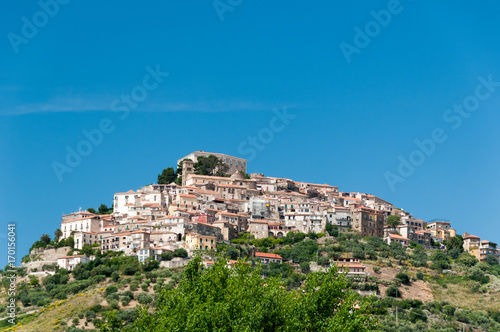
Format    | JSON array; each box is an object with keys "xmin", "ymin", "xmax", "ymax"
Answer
[{"xmin": 1, "ymin": 95, "xmax": 288, "ymax": 115}]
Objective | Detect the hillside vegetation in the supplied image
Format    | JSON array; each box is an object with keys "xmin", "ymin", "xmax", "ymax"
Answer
[{"xmin": 2, "ymin": 231, "xmax": 500, "ymax": 331}]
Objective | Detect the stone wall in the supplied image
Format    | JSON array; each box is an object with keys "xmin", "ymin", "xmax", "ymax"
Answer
[
  {"xmin": 159, "ymin": 257, "xmax": 191, "ymax": 269},
  {"xmin": 29, "ymin": 246, "xmax": 72, "ymax": 262}
]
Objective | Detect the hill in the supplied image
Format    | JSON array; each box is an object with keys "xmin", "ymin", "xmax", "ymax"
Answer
[{"xmin": 1, "ymin": 231, "xmax": 500, "ymax": 331}]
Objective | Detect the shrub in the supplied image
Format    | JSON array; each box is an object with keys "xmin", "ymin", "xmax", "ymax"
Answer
[
  {"xmin": 106, "ymin": 293, "xmax": 119, "ymax": 303},
  {"xmin": 430, "ymin": 251, "xmax": 450, "ymax": 270},
  {"xmin": 137, "ymin": 292, "xmax": 153, "ymax": 304},
  {"xmin": 111, "ymin": 271, "xmax": 120, "ymax": 282},
  {"xmin": 409, "ymin": 308, "xmax": 427, "ymax": 323},
  {"xmin": 121, "ymin": 296, "xmax": 132, "ymax": 306},
  {"xmin": 455, "ymin": 309, "xmax": 471, "ymax": 323},
  {"xmin": 173, "ymin": 248, "xmax": 188, "ymax": 258},
  {"xmin": 55, "ymin": 292, "xmax": 67, "ymax": 300},
  {"xmin": 109, "ymin": 299, "xmax": 120, "ymax": 310},
  {"xmin": 409, "ymin": 248, "xmax": 427, "ymax": 267},
  {"xmin": 395, "ymin": 272, "xmax": 410, "ymax": 285},
  {"xmin": 386, "ymin": 285, "xmax": 400, "ymax": 298},
  {"xmin": 469, "ymin": 267, "xmax": 489, "ymax": 284},
  {"xmin": 456, "ymin": 252, "xmax": 477, "ymax": 267},
  {"xmin": 416, "ymin": 271, "xmax": 424, "ymax": 280},
  {"xmin": 84, "ymin": 310, "xmax": 96, "ymax": 321},
  {"xmin": 130, "ymin": 282, "xmax": 139, "ymax": 291},
  {"xmin": 121, "ymin": 290, "xmax": 134, "ymax": 299},
  {"xmin": 443, "ymin": 305, "xmax": 456, "ymax": 317},
  {"xmin": 352, "ymin": 248, "xmax": 365, "ymax": 260},
  {"xmin": 299, "ymin": 262, "xmax": 310, "ymax": 274},
  {"xmin": 373, "ymin": 266, "xmax": 380, "ymax": 273},
  {"xmin": 105, "ymin": 285, "xmax": 118, "ymax": 296},
  {"xmin": 307, "ymin": 232, "xmax": 318, "ymax": 240},
  {"xmin": 72, "ymin": 318, "xmax": 79, "ymax": 325}
]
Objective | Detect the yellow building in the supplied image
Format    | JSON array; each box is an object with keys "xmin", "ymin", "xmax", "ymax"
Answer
[
  {"xmin": 476, "ymin": 240, "xmax": 500, "ymax": 263},
  {"xmin": 426, "ymin": 221, "xmax": 456, "ymax": 242},
  {"xmin": 185, "ymin": 233, "xmax": 216, "ymax": 251}
]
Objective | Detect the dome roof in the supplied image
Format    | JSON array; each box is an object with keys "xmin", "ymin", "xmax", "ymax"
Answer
[{"xmin": 230, "ymin": 171, "xmax": 245, "ymax": 180}]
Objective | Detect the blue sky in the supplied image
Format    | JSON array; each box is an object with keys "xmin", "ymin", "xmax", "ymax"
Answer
[{"xmin": 1, "ymin": 1, "xmax": 499, "ymax": 267}]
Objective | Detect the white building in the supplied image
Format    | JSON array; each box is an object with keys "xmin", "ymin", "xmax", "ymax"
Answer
[
  {"xmin": 57, "ymin": 255, "xmax": 92, "ymax": 271},
  {"xmin": 61, "ymin": 216, "xmax": 101, "ymax": 240},
  {"xmin": 73, "ymin": 231, "xmax": 99, "ymax": 249}
]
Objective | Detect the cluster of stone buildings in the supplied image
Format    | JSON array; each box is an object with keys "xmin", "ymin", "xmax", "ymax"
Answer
[{"xmin": 58, "ymin": 151, "xmax": 498, "ymax": 264}]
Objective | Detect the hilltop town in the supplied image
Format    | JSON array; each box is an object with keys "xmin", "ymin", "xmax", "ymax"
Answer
[
  {"xmin": 27, "ymin": 150, "xmax": 498, "ymax": 271},
  {"xmin": 8, "ymin": 151, "xmax": 500, "ymax": 331}
]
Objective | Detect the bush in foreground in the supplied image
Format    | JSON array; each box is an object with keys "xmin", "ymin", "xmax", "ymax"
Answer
[{"xmin": 99, "ymin": 256, "xmax": 376, "ymax": 331}]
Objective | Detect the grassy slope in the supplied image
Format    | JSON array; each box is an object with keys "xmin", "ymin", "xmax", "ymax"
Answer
[{"xmin": 3, "ymin": 287, "xmax": 105, "ymax": 332}]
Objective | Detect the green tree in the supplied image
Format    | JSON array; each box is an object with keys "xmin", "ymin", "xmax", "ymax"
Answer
[
  {"xmin": 299, "ymin": 261, "xmax": 310, "ymax": 274},
  {"xmin": 98, "ymin": 204, "xmax": 111, "ymax": 214},
  {"xmin": 157, "ymin": 167, "xmax": 177, "ymax": 184},
  {"xmin": 173, "ymin": 248, "xmax": 188, "ymax": 258},
  {"xmin": 446, "ymin": 236, "xmax": 464, "ymax": 253},
  {"xmin": 409, "ymin": 247, "xmax": 427, "ymax": 267},
  {"xmin": 160, "ymin": 251, "xmax": 174, "ymax": 261},
  {"xmin": 395, "ymin": 272, "xmax": 410, "ymax": 285},
  {"xmin": 325, "ymin": 223, "xmax": 339, "ymax": 237},
  {"xmin": 40, "ymin": 234, "xmax": 51, "ymax": 245},
  {"xmin": 87, "ymin": 207, "xmax": 96, "ymax": 213},
  {"xmin": 111, "ymin": 257, "xmax": 375, "ymax": 331},
  {"xmin": 386, "ymin": 285, "xmax": 400, "ymax": 298},
  {"xmin": 456, "ymin": 252, "xmax": 477, "ymax": 267},
  {"xmin": 386, "ymin": 215, "xmax": 401, "ymax": 229},
  {"xmin": 430, "ymin": 251, "xmax": 450, "ymax": 271},
  {"xmin": 485, "ymin": 254, "xmax": 499, "ymax": 266},
  {"xmin": 194, "ymin": 155, "xmax": 229, "ymax": 176},
  {"xmin": 54, "ymin": 228, "xmax": 63, "ymax": 240}
]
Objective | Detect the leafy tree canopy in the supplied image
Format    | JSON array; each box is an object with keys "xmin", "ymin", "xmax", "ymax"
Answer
[
  {"xmin": 485, "ymin": 254, "xmax": 499, "ymax": 266},
  {"xmin": 194, "ymin": 155, "xmax": 229, "ymax": 176},
  {"xmin": 446, "ymin": 236, "xmax": 464, "ymax": 253},
  {"xmin": 107, "ymin": 257, "xmax": 375, "ymax": 332},
  {"xmin": 386, "ymin": 215, "xmax": 401, "ymax": 229},
  {"xmin": 157, "ymin": 167, "xmax": 177, "ymax": 184}
]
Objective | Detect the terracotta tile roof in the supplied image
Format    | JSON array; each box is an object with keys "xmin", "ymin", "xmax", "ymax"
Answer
[
  {"xmin": 62, "ymin": 216, "xmax": 100, "ymax": 223},
  {"xmin": 116, "ymin": 189, "xmax": 137, "ymax": 195},
  {"xmin": 389, "ymin": 234, "xmax": 410, "ymax": 241},
  {"xmin": 143, "ymin": 203, "xmax": 160, "ymax": 207},
  {"xmin": 218, "ymin": 211, "xmax": 239, "ymax": 217},
  {"xmin": 464, "ymin": 235, "xmax": 480, "ymax": 239},
  {"xmin": 216, "ymin": 184, "xmax": 246, "ymax": 188},
  {"xmin": 249, "ymin": 220, "xmax": 268, "ymax": 224},
  {"xmin": 255, "ymin": 252, "xmax": 282, "ymax": 259},
  {"xmin": 179, "ymin": 194, "xmax": 197, "ymax": 198}
]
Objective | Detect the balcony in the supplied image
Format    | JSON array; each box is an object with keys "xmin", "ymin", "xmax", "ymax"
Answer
[{"xmin": 480, "ymin": 246, "xmax": 498, "ymax": 251}]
